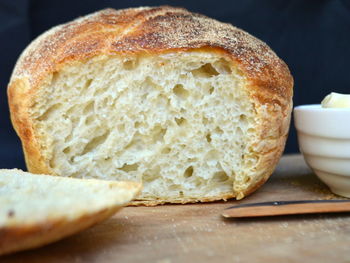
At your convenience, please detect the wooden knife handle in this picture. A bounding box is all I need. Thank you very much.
[222,200,350,218]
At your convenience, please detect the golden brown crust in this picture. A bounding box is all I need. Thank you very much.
[0,207,121,256]
[131,192,236,206]
[9,6,292,98]
[7,6,293,203]
[8,79,50,174]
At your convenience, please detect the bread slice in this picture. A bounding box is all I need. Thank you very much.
[7,6,293,205]
[0,169,141,256]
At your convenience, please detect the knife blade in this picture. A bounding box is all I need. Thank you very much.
[222,199,350,218]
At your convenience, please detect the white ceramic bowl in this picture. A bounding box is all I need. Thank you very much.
[294,105,350,198]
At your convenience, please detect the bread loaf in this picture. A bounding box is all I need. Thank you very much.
[8,6,293,205]
[0,169,141,255]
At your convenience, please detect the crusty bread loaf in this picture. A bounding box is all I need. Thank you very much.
[7,6,293,205]
[0,169,141,255]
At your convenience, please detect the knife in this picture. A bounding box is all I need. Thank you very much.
[222,199,350,218]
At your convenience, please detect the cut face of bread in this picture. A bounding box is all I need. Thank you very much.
[31,52,257,203]
[0,169,141,256]
[8,7,293,205]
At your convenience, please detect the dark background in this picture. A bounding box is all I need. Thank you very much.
[1,0,350,169]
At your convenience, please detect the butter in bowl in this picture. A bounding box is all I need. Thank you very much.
[294,93,350,198]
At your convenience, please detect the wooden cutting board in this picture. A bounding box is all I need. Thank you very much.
[2,155,350,263]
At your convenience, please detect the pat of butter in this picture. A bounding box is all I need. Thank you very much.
[321,92,350,108]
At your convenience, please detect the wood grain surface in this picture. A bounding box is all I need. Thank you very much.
[2,155,350,263]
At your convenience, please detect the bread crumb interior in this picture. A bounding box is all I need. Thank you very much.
[31,51,259,201]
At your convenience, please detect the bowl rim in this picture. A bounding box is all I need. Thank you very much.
[294,104,350,111]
